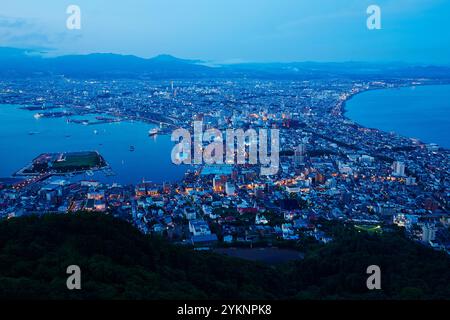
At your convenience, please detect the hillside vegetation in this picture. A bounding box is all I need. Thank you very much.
[0,213,449,299]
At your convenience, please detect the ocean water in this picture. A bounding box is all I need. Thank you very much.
[346,85,450,149]
[0,105,186,184]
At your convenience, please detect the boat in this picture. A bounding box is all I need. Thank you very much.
[129,146,135,152]
[33,113,44,119]
[148,128,159,136]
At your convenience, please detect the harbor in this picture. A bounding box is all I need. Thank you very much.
[0,104,186,185]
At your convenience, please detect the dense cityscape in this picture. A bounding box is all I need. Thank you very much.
[1,75,449,256]
[2,0,450,309]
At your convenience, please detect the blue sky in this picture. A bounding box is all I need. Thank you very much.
[0,0,449,64]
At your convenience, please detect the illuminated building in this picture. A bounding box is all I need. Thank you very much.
[392,161,406,177]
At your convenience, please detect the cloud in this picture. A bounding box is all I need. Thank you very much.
[0,16,29,28]
[0,15,82,52]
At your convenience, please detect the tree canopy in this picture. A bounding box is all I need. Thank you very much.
[0,213,449,300]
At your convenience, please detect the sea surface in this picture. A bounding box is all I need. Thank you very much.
[346,85,450,149]
[0,104,186,184]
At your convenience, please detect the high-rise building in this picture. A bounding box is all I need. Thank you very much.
[225,182,235,196]
[294,144,306,167]
[213,175,226,193]
[392,161,406,177]
[422,224,437,243]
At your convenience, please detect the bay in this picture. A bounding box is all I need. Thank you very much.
[346,85,450,149]
[0,104,186,184]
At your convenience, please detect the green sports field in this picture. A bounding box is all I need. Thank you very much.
[52,151,103,171]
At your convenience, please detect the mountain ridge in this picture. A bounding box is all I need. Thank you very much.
[1,46,450,79]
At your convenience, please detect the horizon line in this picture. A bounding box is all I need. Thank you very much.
[2,46,450,68]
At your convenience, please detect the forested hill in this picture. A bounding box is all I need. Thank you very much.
[0,213,449,300]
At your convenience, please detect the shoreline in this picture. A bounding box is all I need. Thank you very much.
[0,104,185,184]
[340,82,450,150]
[13,151,111,178]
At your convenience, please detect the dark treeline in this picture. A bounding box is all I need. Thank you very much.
[0,213,449,299]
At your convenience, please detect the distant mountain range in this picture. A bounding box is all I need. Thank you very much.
[1,47,450,79]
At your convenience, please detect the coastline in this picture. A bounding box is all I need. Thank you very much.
[0,104,185,184]
[340,82,450,150]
